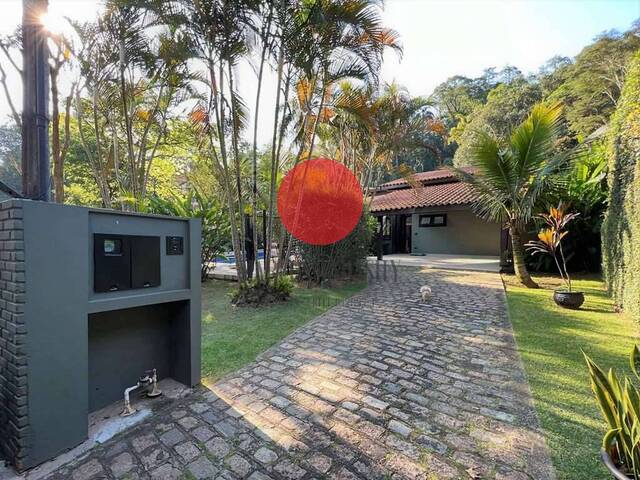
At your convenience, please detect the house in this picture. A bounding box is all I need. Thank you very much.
[370,168,506,257]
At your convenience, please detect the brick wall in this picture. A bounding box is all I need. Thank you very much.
[0,200,28,470]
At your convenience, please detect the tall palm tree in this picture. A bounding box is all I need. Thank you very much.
[454,102,565,288]
[272,0,401,280]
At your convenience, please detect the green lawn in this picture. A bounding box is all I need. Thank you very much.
[200,278,366,385]
[504,274,638,480]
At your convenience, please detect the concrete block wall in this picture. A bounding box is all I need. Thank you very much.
[0,200,29,469]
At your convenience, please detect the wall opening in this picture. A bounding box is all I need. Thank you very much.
[88,300,190,412]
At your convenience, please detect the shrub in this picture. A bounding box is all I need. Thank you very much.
[295,213,376,286]
[602,51,640,317]
[230,275,294,306]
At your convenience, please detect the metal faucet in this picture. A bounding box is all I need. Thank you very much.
[120,369,162,417]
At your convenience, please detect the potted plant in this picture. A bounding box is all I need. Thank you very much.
[584,346,640,479]
[526,204,584,309]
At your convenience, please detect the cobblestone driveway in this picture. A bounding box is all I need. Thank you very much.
[48,267,555,480]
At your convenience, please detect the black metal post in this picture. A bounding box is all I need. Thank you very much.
[262,209,267,252]
[244,215,255,280]
[22,0,50,201]
[376,217,383,260]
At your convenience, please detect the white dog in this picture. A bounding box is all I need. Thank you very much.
[420,285,432,303]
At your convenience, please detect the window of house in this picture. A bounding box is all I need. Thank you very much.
[419,214,447,227]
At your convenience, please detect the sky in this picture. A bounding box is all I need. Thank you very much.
[0,0,639,144]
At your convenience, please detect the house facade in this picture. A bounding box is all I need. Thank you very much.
[370,168,505,257]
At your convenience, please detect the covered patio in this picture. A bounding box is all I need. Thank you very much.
[367,253,501,273]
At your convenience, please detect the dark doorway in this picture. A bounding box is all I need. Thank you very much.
[391,215,412,254]
[404,215,412,253]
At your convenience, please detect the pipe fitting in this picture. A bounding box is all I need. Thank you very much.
[146,369,162,398]
[120,369,162,417]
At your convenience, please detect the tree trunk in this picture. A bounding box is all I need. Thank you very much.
[264,35,286,284]
[510,225,538,288]
[250,5,273,284]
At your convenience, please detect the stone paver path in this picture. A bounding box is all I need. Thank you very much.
[46,267,554,480]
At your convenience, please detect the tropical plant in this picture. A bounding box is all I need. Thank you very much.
[313,81,443,192]
[73,0,193,210]
[526,205,579,292]
[532,141,608,273]
[584,345,640,479]
[146,190,231,281]
[454,102,566,288]
[230,275,294,306]
[273,0,401,286]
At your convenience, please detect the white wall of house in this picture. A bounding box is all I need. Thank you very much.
[411,206,501,256]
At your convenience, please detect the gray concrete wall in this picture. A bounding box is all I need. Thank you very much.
[411,207,501,256]
[0,200,201,471]
[88,212,191,301]
[22,201,89,468]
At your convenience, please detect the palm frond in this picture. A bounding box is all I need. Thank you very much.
[510,101,563,185]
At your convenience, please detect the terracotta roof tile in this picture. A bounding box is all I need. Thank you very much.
[377,167,475,190]
[370,181,476,212]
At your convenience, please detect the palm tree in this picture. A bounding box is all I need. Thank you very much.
[454,102,565,288]
[272,0,401,280]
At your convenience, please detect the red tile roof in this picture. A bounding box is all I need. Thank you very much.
[377,167,475,190]
[370,181,476,213]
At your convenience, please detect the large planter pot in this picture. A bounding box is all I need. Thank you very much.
[553,290,585,309]
[601,448,632,479]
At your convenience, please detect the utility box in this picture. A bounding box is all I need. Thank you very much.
[93,234,162,292]
[0,200,201,471]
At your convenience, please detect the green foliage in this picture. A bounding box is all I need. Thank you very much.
[536,55,574,97]
[565,143,608,213]
[584,346,640,478]
[145,189,231,281]
[455,102,566,287]
[430,75,486,127]
[454,102,564,228]
[452,79,543,166]
[550,28,640,139]
[532,142,607,273]
[602,51,640,318]
[296,213,376,285]
[230,275,295,306]
[0,123,22,195]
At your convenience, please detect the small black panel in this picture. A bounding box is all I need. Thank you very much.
[131,236,161,289]
[94,234,131,292]
[93,234,161,293]
[166,236,184,255]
